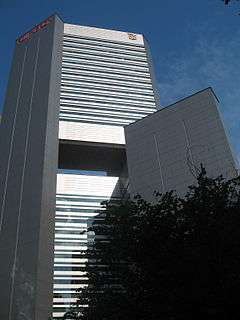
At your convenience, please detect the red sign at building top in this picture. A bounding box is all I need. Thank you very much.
[17,16,53,44]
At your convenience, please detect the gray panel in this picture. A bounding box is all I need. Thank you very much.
[125,88,238,200]
[0,15,63,320]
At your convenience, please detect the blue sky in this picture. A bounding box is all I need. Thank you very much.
[0,0,239,162]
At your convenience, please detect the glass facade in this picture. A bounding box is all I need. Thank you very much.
[60,33,157,126]
[52,174,121,319]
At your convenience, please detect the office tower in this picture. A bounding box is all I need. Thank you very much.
[0,14,160,320]
[125,88,238,200]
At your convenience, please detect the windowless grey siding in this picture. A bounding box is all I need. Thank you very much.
[125,88,238,200]
[0,15,63,320]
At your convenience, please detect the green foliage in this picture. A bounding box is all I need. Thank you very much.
[65,170,240,319]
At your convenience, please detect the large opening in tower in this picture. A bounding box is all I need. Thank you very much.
[52,140,128,319]
[58,140,127,177]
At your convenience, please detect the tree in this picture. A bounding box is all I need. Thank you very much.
[222,0,239,4]
[65,169,240,319]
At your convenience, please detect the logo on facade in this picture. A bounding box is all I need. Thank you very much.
[128,33,137,40]
[17,16,53,44]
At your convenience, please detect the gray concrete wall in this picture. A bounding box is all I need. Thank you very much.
[125,88,238,200]
[0,15,63,320]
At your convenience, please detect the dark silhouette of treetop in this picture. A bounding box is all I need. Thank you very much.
[64,169,240,319]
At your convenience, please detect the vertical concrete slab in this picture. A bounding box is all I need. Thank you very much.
[0,15,63,320]
[125,88,238,200]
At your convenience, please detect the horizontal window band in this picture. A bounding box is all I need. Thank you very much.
[54,246,89,251]
[54,246,88,251]
[55,217,99,223]
[58,114,151,125]
[60,94,151,108]
[56,196,108,201]
[60,87,154,102]
[55,211,102,216]
[62,59,150,76]
[53,281,87,286]
[55,218,103,223]
[55,216,97,222]
[63,33,145,50]
[60,92,154,107]
[62,66,150,80]
[61,90,154,103]
[59,117,142,128]
[54,264,102,269]
[55,213,102,218]
[54,270,87,275]
[55,214,100,223]
[54,268,89,272]
[60,98,156,113]
[54,283,88,288]
[62,49,147,63]
[53,279,88,284]
[55,221,88,227]
[56,201,103,207]
[61,80,153,95]
[56,193,114,199]
[59,114,136,125]
[62,53,149,69]
[59,108,154,120]
[53,290,82,294]
[62,54,147,69]
[59,112,148,123]
[60,95,155,108]
[54,251,88,256]
[53,298,79,303]
[62,51,148,67]
[55,220,100,226]
[55,225,88,229]
[53,293,80,298]
[59,110,147,121]
[56,198,108,204]
[62,70,151,84]
[60,93,154,104]
[54,262,106,268]
[60,104,154,116]
[56,205,104,211]
[52,305,84,311]
[55,234,88,240]
[63,42,147,58]
[60,102,154,114]
[55,231,92,236]
[54,258,88,263]
[58,116,132,126]
[54,270,89,274]
[62,62,150,78]
[56,206,102,212]
[59,110,150,122]
[54,262,108,268]
[63,37,146,54]
[53,283,87,288]
[56,207,102,213]
[52,305,85,311]
[61,73,152,90]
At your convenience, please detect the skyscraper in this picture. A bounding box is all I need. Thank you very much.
[0,14,160,319]
[0,13,238,320]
